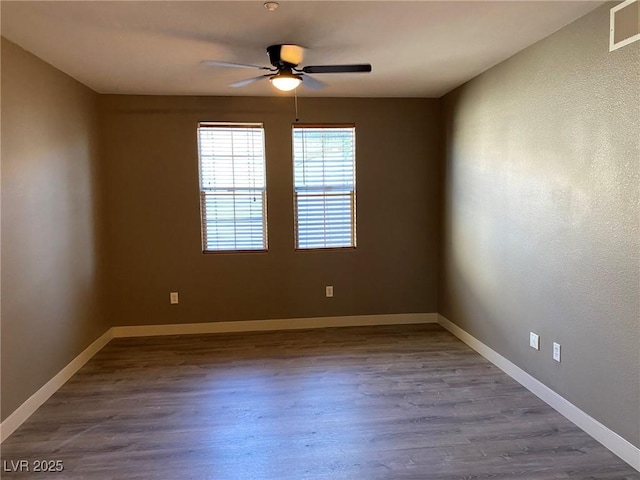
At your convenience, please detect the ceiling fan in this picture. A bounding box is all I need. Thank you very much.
[202,44,372,92]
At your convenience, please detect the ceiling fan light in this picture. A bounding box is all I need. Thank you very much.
[270,73,302,91]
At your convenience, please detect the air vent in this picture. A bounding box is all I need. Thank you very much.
[610,0,640,51]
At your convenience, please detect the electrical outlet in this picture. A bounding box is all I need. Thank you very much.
[529,332,540,350]
[553,342,561,362]
[170,292,179,304]
[325,285,334,298]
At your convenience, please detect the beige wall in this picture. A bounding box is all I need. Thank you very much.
[440,3,640,447]
[99,95,441,326]
[1,38,108,420]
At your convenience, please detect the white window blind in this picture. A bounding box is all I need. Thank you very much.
[293,125,356,249]
[197,123,267,252]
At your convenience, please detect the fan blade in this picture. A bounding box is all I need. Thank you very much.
[301,74,326,90]
[229,75,271,88]
[302,64,372,74]
[202,60,271,70]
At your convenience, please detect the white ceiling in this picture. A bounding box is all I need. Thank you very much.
[1,1,602,98]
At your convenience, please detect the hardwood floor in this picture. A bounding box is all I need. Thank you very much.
[2,324,638,479]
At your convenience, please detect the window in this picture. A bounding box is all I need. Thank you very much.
[293,125,356,249]
[197,122,267,252]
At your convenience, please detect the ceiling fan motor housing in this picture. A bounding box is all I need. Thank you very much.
[267,44,304,68]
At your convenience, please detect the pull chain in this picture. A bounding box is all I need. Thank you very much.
[294,88,300,123]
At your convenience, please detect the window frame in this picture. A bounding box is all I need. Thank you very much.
[197,121,268,254]
[292,123,357,251]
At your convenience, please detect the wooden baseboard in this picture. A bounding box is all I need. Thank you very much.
[1,313,436,442]
[0,329,114,443]
[437,315,640,472]
[110,313,438,338]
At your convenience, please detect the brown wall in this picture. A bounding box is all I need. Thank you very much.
[1,38,108,420]
[4,2,637,452]
[99,95,440,326]
[440,4,640,447]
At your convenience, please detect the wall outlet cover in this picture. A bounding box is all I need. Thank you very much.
[530,332,540,350]
[170,292,179,304]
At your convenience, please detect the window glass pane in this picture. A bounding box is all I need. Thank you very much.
[198,124,267,251]
[293,126,356,249]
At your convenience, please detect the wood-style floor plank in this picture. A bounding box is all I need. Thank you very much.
[2,324,638,479]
